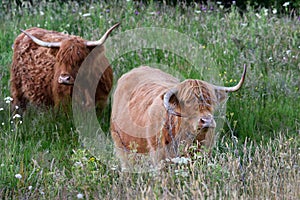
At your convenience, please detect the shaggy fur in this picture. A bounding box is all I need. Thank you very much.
[10,27,113,112]
[110,66,230,169]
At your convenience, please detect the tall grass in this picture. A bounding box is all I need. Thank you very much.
[0,1,299,199]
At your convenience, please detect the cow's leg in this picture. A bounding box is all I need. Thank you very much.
[114,147,130,171]
[10,78,27,113]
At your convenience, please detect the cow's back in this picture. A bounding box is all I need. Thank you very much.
[112,66,179,120]
[111,66,179,150]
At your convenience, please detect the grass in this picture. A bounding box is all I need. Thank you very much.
[0,0,299,199]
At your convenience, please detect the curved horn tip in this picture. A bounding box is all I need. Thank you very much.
[85,22,120,47]
[113,22,121,27]
[214,64,247,92]
[242,64,247,77]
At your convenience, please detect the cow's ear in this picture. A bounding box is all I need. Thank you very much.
[214,89,227,103]
[161,90,179,106]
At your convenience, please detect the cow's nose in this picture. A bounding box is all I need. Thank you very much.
[200,115,216,128]
[58,74,73,85]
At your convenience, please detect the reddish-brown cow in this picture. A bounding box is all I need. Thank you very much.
[111,65,246,170]
[10,23,119,113]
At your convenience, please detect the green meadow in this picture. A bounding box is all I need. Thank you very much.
[0,1,299,199]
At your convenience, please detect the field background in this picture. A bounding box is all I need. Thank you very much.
[0,0,299,199]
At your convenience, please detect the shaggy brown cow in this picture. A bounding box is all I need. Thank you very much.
[10,23,119,113]
[111,65,246,170]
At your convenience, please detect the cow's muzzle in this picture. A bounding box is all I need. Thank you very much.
[58,74,74,85]
[199,115,216,129]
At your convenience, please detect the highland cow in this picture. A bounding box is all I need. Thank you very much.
[10,23,119,113]
[110,65,246,169]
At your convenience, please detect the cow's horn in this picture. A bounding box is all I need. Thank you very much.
[163,88,182,117]
[214,64,247,92]
[20,29,61,48]
[85,23,120,46]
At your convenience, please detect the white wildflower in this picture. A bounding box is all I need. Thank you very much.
[110,165,118,171]
[181,171,189,177]
[207,163,215,167]
[15,105,19,110]
[1,122,4,126]
[74,161,83,167]
[28,186,33,190]
[286,50,291,55]
[272,9,277,14]
[255,13,261,19]
[195,10,201,14]
[40,11,44,16]
[175,169,189,177]
[0,163,4,167]
[263,8,268,16]
[171,157,190,164]
[82,13,91,17]
[4,97,13,104]
[77,193,84,199]
[15,174,22,179]
[0,108,3,111]
[13,114,21,119]
[283,2,290,7]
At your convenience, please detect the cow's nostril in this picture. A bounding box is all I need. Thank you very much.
[199,115,215,129]
[58,74,73,84]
